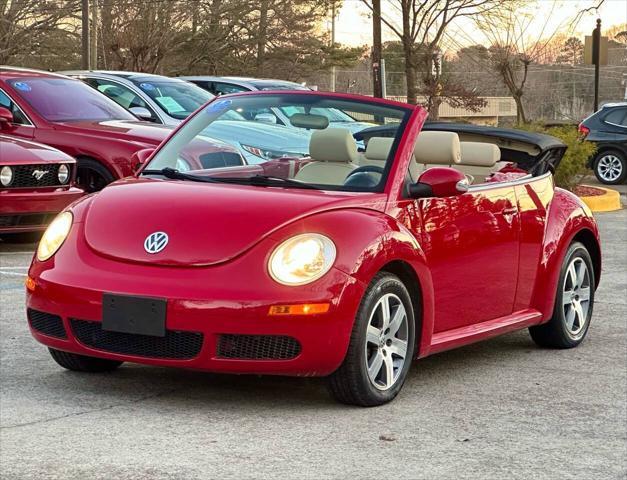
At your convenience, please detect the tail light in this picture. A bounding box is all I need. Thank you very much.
[578,123,590,137]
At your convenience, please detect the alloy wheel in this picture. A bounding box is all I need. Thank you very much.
[364,293,409,391]
[562,257,591,338]
[597,154,623,183]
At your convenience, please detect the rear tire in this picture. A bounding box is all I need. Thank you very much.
[48,348,123,372]
[593,150,626,185]
[327,272,416,406]
[529,242,595,348]
[76,158,116,193]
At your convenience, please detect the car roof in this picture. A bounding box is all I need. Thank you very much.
[600,102,627,109]
[0,66,73,80]
[422,122,566,152]
[179,75,307,89]
[60,70,192,84]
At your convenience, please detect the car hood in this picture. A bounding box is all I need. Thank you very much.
[55,120,174,146]
[83,177,380,266]
[0,135,74,165]
[206,120,311,153]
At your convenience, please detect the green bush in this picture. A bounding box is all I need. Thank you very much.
[516,124,596,191]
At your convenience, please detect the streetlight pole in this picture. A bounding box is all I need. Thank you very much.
[593,18,601,111]
[372,0,383,98]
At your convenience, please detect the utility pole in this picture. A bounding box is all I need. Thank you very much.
[81,0,91,69]
[330,3,337,92]
[593,18,601,111]
[91,0,98,69]
[371,0,383,98]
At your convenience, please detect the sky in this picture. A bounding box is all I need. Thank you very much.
[334,0,627,48]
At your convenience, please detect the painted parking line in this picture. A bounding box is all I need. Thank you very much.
[0,271,27,276]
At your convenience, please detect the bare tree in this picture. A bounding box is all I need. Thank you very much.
[99,0,192,73]
[360,0,498,108]
[477,2,564,124]
[0,0,79,64]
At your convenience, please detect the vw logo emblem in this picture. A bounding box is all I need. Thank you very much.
[144,231,168,254]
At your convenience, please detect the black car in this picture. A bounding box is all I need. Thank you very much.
[579,103,627,185]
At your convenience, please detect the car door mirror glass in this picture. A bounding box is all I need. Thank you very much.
[254,112,277,124]
[0,106,13,127]
[129,106,154,121]
[409,167,468,199]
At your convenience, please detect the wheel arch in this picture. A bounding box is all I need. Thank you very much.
[572,228,601,290]
[379,260,424,357]
[74,154,121,180]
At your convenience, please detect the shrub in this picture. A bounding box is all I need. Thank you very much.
[516,123,596,191]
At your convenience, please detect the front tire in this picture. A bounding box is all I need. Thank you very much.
[593,150,626,185]
[327,272,415,406]
[76,158,116,193]
[49,348,123,372]
[529,242,595,348]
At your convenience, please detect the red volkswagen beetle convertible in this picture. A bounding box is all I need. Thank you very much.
[26,92,601,406]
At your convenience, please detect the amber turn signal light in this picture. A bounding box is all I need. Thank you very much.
[25,276,36,292]
[268,303,330,316]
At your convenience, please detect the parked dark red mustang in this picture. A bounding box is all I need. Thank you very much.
[0,135,83,240]
[26,92,601,406]
[0,67,242,192]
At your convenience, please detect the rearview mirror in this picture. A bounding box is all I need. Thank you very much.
[254,112,277,124]
[0,107,13,129]
[131,148,156,172]
[129,106,154,121]
[409,167,469,199]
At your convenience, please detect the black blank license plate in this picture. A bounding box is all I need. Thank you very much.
[102,294,166,337]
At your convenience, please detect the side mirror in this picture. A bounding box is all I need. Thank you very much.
[131,148,156,172]
[254,112,277,124]
[129,106,154,121]
[409,167,469,199]
[0,107,13,129]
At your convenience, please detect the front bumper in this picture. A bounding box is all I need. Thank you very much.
[0,187,83,233]
[26,229,364,377]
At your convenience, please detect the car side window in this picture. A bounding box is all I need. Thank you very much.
[212,82,249,96]
[603,108,627,128]
[0,89,31,125]
[84,78,160,122]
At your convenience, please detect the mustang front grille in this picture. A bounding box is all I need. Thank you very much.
[28,309,67,339]
[0,213,57,228]
[70,319,203,360]
[3,164,68,188]
[217,334,301,360]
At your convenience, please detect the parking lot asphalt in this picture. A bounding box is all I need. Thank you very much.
[1,208,625,480]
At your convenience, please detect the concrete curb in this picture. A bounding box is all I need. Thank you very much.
[578,185,622,212]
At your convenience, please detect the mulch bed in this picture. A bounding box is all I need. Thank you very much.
[574,185,606,197]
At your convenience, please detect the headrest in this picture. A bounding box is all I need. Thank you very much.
[290,113,329,130]
[309,128,358,163]
[414,131,461,165]
[460,142,501,167]
[365,137,394,161]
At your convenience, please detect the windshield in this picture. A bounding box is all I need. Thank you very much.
[143,93,411,192]
[132,79,213,120]
[8,77,135,122]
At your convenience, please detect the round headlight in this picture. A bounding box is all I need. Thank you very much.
[57,164,70,184]
[269,233,336,286]
[37,211,73,261]
[0,166,13,187]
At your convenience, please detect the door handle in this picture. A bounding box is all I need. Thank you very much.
[501,207,517,216]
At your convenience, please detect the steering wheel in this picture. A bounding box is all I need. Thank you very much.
[345,165,385,178]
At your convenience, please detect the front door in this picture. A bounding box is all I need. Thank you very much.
[416,183,520,332]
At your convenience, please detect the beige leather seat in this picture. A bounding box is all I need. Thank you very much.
[361,137,394,166]
[457,142,501,183]
[295,129,359,185]
[413,131,462,180]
